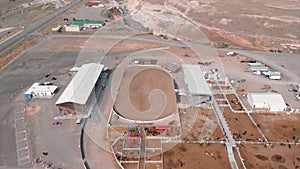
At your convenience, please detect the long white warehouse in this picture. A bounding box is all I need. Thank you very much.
[182,64,212,106]
[182,64,212,96]
[56,63,104,114]
[247,93,287,112]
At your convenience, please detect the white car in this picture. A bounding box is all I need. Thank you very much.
[296,94,300,100]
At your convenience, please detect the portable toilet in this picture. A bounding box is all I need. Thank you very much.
[24,93,32,99]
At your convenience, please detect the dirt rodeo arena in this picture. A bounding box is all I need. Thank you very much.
[108,57,183,169]
[114,66,177,121]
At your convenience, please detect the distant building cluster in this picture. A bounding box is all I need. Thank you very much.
[64,19,105,32]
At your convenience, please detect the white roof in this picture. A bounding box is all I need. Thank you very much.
[248,93,286,108]
[70,66,81,72]
[56,63,104,105]
[64,25,80,28]
[226,51,236,55]
[270,72,281,76]
[182,64,212,96]
[25,83,57,94]
[248,62,262,66]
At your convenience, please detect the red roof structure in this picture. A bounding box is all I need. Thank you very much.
[155,126,171,130]
[85,1,100,7]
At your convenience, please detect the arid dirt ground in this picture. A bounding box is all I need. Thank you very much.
[0,38,39,69]
[126,0,300,53]
[239,144,300,169]
[226,94,243,111]
[251,113,300,142]
[223,107,263,142]
[180,108,224,141]
[0,0,73,27]
[163,143,231,169]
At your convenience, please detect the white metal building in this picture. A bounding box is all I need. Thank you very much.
[182,64,212,105]
[248,62,262,67]
[56,63,104,114]
[250,66,269,72]
[83,23,103,28]
[24,83,58,98]
[269,72,281,80]
[247,93,287,112]
[64,25,81,32]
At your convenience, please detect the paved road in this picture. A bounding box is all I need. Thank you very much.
[0,0,83,55]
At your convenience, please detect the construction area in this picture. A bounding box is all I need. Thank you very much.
[0,0,299,169]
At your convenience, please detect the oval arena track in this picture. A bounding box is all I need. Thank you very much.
[114,66,177,121]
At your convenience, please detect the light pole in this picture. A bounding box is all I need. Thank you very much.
[21,26,25,40]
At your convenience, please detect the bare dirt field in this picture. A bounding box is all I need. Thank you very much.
[239,144,300,169]
[114,66,176,121]
[122,163,139,169]
[41,35,165,54]
[145,163,162,169]
[41,37,88,51]
[126,0,300,53]
[163,143,230,169]
[0,38,39,69]
[226,94,243,111]
[26,105,41,116]
[111,39,164,52]
[223,107,263,141]
[251,113,300,142]
[0,0,73,27]
[180,108,224,141]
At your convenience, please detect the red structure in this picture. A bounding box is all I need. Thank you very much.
[155,126,171,130]
[85,1,100,7]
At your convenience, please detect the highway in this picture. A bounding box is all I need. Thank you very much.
[0,0,83,55]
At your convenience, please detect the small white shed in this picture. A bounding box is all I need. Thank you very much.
[24,83,58,98]
[64,25,81,32]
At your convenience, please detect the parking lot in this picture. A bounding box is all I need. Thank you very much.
[0,36,83,166]
[218,50,300,109]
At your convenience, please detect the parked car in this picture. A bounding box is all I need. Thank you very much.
[248,60,256,63]
[238,79,246,83]
[226,51,237,56]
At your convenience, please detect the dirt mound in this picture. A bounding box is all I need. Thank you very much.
[255,154,268,161]
[26,105,41,116]
[271,154,285,163]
